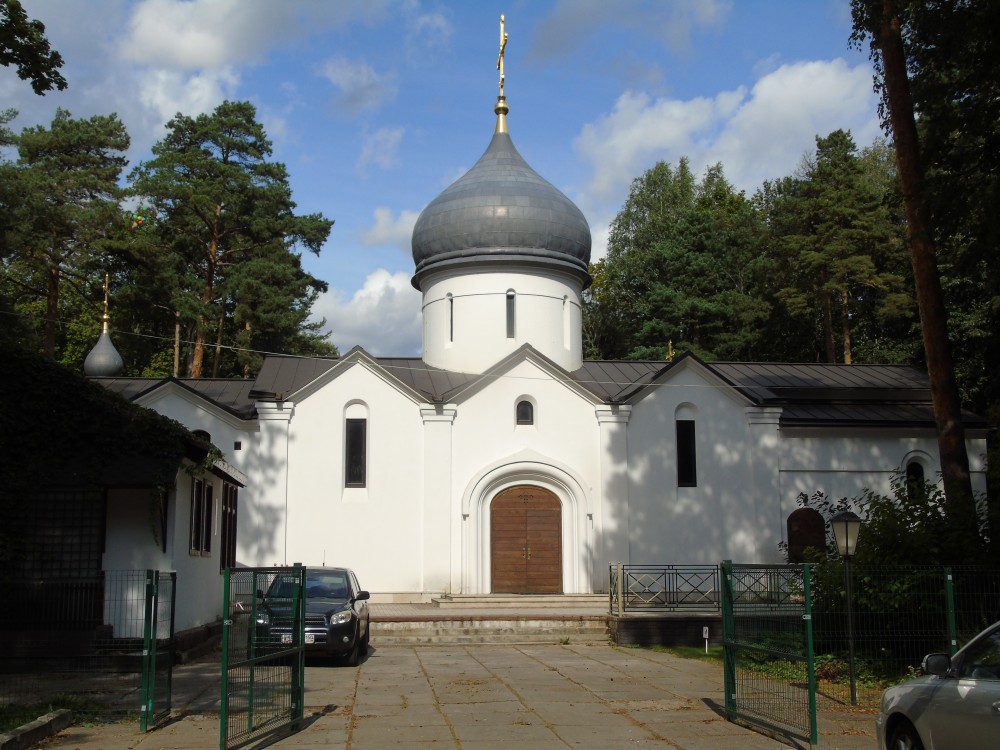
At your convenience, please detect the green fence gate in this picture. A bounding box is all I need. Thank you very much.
[722,560,817,745]
[220,565,306,750]
[140,570,177,731]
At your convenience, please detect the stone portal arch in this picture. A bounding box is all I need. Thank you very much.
[462,456,592,595]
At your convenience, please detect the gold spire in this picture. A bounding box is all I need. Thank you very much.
[102,273,111,334]
[494,14,509,134]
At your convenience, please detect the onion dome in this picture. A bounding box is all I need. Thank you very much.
[411,97,592,289]
[84,275,124,377]
[84,329,124,377]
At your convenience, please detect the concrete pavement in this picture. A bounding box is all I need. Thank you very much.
[35,644,876,749]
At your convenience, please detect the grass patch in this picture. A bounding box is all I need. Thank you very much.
[643,644,725,663]
[0,696,106,733]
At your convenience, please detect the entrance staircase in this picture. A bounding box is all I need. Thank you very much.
[370,595,610,646]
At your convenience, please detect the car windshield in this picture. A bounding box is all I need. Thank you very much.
[305,572,349,599]
[266,571,349,599]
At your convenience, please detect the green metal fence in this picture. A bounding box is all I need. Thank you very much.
[809,564,1000,707]
[0,569,175,729]
[722,561,817,744]
[220,565,306,750]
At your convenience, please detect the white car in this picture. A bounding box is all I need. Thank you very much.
[876,619,1000,749]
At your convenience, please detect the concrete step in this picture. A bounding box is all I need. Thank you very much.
[431,594,607,609]
[371,616,610,645]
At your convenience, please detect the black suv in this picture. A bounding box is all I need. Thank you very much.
[256,567,371,665]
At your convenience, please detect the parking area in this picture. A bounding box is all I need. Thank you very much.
[36,644,876,749]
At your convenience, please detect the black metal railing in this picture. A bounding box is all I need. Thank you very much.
[609,563,721,615]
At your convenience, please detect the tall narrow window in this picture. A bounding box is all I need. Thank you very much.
[506,290,516,338]
[190,478,204,552]
[190,478,213,555]
[220,483,238,572]
[676,420,697,487]
[345,418,367,487]
[906,460,925,501]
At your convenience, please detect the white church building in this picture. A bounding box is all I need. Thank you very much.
[89,86,989,604]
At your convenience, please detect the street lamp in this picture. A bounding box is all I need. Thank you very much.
[830,510,862,705]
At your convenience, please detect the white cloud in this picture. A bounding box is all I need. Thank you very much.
[574,58,880,260]
[317,56,397,116]
[358,127,405,171]
[120,0,390,70]
[313,270,422,356]
[360,207,420,249]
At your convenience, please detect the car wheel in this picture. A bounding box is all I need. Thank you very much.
[888,720,924,750]
[360,618,370,654]
[342,630,361,667]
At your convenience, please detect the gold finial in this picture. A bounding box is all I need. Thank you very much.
[494,14,509,134]
[666,340,674,362]
[497,14,508,95]
[102,273,111,333]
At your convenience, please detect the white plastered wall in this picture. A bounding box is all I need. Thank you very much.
[421,267,584,374]
[451,357,599,594]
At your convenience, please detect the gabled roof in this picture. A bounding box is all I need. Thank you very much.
[92,351,989,431]
[97,376,258,420]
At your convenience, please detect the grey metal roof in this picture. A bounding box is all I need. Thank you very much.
[96,377,258,420]
[410,131,591,289]
[94,355,988,431]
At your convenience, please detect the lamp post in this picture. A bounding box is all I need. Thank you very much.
[831,510,862,705]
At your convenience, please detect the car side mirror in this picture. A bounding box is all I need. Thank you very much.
[354,590,371,601]
[922,653,951,676]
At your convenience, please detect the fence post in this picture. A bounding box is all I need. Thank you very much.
[140,570,156,732]
[803,564,818,746]
[220,568,232,750]
[721,560,735,720]
[943,567,958,655]
[616,562,624,617]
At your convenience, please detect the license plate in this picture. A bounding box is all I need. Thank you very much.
[305,634,315,644]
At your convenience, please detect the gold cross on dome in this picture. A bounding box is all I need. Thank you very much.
[497,14,508,96]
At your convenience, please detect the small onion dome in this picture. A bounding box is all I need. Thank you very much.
[84,329,124,377]
[411,128,592,290]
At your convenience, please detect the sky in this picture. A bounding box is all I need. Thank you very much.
[2,0,883,358]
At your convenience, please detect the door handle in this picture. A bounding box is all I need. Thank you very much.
[526,547,531,560]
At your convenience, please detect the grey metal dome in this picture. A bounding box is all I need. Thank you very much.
[84,329,124,377]
[411,129,591,289]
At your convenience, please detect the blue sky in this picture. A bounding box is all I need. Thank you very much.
[3,0,882,357]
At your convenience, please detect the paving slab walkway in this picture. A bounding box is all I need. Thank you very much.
[35,644,876,750]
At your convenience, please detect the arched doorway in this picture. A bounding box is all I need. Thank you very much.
[491,485,562,594]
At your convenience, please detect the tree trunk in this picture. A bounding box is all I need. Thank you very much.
[876,0,974,519]
[841,288,853,365]
[212,314,225,378]
[44,264,59,359]
[821,292,836,363]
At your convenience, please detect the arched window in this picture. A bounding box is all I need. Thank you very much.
[516,400,534,425]
[506,290,516,339]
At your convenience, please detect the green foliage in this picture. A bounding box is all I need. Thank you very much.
[128,100,336,378]
[767,130,906,363]
[0,0,66,95]
[585,159,773,361]
[1,109,129,359]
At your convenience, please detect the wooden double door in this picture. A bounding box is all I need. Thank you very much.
[490,486,562,594]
